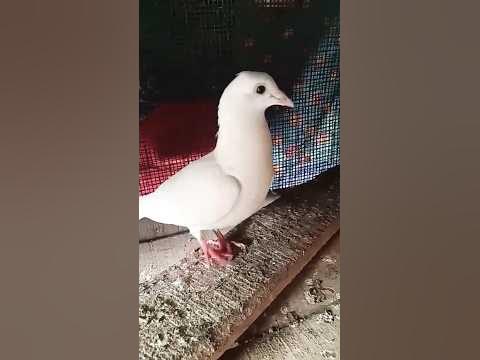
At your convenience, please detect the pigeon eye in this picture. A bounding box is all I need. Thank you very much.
[256,85,266,94]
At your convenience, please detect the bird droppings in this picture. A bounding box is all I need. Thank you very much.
[304,277,336,305]
[321,255,336,264]
[286,310,303,326]
[321,349,337,359]
[139,170,339,360]
[280,305,289,315]
[319,309,335,324]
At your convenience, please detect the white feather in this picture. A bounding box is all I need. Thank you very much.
[139,71,293,238]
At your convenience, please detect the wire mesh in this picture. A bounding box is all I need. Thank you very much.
[140,0,340,195]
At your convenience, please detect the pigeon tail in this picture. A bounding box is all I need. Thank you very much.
[139,194,165,221]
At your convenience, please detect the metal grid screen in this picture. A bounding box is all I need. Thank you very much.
[140,0,340,195]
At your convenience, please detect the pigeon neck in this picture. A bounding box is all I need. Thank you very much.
[216,101,267,141]
[214,102,272,175]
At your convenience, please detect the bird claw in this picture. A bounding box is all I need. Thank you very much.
[197,230,246,266]
[204,247,231,266]
[230,241,246,251]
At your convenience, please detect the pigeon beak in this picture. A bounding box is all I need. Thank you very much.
[270,91,294,108]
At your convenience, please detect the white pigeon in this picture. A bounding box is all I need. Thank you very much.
[139,71,294,264]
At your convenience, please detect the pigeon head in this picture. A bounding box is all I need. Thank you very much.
[219,71,294,114]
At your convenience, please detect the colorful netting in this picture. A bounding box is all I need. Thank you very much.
[140,0,340,195]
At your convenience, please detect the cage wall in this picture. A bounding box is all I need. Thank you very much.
[140,0,340,195]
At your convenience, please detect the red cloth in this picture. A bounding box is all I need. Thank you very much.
[139,100,218,195]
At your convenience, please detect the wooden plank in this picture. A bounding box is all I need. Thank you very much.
[227,233,340,345]
[139,168,340,360]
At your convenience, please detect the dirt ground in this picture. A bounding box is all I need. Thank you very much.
[221,234,340,360]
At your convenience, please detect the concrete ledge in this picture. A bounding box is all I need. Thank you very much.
[140,232,197,283]
[139,168,340,360]
[139,218,187,242]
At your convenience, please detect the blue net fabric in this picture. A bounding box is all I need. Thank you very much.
[268,17,340,189]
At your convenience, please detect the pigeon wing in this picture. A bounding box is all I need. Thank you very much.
[139,152,240,229]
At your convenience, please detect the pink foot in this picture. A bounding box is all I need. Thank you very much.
[197,230,244,266]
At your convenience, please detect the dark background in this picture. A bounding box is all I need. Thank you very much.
[140,0,339,117]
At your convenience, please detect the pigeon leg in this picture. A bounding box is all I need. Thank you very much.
[213,229,232,254]
[197,236,213,265]
[213,229,246,252]
[195,230,232,265]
